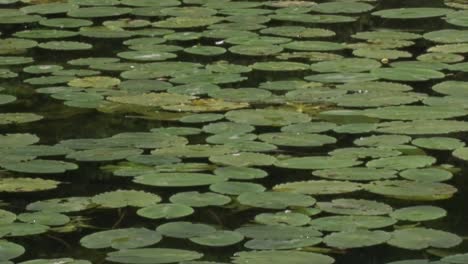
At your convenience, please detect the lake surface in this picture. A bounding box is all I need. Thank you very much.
[1,0,468,263]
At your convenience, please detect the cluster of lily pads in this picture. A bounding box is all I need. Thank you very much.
[1,0,468,263]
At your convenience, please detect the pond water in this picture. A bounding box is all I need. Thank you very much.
[1,0,468,263]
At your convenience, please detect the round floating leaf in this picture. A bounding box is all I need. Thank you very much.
[255,212,310,226]
[413,137,464,150]
[226,109,311,126]
[309,215,397,232]
[232,250,334,264]
[19,258,91,264]
[80,228,162,249]
[237,191,315,209]
[38,41,92,51]
[453,147,468,161]
[0,133,39,148]
[258,133,336,147]
[388,228,462,250]
[68,7,132,18]
[106,248,203,264]
[190,231,244,247]
[365,180,457,201]
[169,191,231,207]
[214,166,268,180]
[310,58,381,73]
[325,230,390,249]
[26,197,94,213]
[251,61,309,71]
[236,225,322,240]
[92,190,161,208]
[134,173,226,187]
[400,168,453,182]
[275,156,361,170]
[1,160,77,174]
[390,206,446,222]
[366,155,436,170]
[371,68,444,81]
[0,113,43,125]
[376,120,468,135]
[66,148,143,162]
[311,2,374,14]
[0,223,48,237]
[209,152,276,167]
[316,199,392,216]
[17,212,70,226]
[244,237,322,250]
[137,203,194,220]
[442,253,468,263]
[274,180,362,195]
[0,178,60,192]
[209,181,265,195]
[372,8,454,19]
[156,222,215,239]
[312,167,397,181]
[0,210,15,225]
[0,240,24,261]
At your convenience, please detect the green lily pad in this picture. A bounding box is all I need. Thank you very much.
[26,197,94,213]
[372,8,454,19]
[324,230,390,249]
[209,152,276,167]
[214,166,268,180]
[312,167,397,181]
[441,253,468,263]
[0,178,60,192]
[316,199,392,216]
[232,250,334,264]
[366,155,436,170]
[106,248,203,264]
[17,212,70,226]
[134,173,226,187]
[80,228,162,249]
[251,61,310,71]
[38,41,92,51]
[137,203,194,220]
[412,137,464,150]
[400,168,453,182]
[366,180,457,200]
[1,159,77,174]
[388,228,461,250]
[274,180,363,195]
[310,58,381,73]
[275,156,362,169]
[0,223,48,237]
[255,212,310,226]
[209,181,265,195]
[237,191,315,209]
[376,120,468,135]
[309,215,397,232]
[0,113,43,125]
[19,258,91,264]
[169,191,231,207]
[92,190,161,208]
[0,240,24,262]
[390,206,446,222]
[66,148,143,162]
[258,132,336,147]
[0,210,15,225]
[156,221,216,239]
[190,231,244,247]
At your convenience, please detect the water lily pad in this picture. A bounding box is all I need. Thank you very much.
[190,231,244,247]
[137,203,194,220]
[258,132,336,147]
[312,167,397,181]
[372,8,454,19]
[134,173,226,187]
[92,190,161,208]
[209,152,276,167]
[17,212,69,226]
[26,197,94,213]
[317,199,392,215]
[366,155,436,170]
[0,178,60,192]
[106,248,203,264]
[214,166,268,180]
[309,215,397,232]
[0,240,24,262]
[0,223,48,237]
[1,159,77,174]
[412,137,464,150]
[274,180,363,195]
[237,191,315,209]
[390,206,446,222]
[251,61,310,71]
[400,168,453,182]
[169,191,231,207]
[39,41,92,51]
[156,222,216,239]
[366,180,457,200]
[209,181,265,195]
[19,258,91,264]
[388,228,461,250]
[0,113,43,125]
[232,250,334,264]
[255,212,310,226]
[0,210,15,225]
[80,228,162,249]
[324,230,390,249]
[275,156,361,170]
